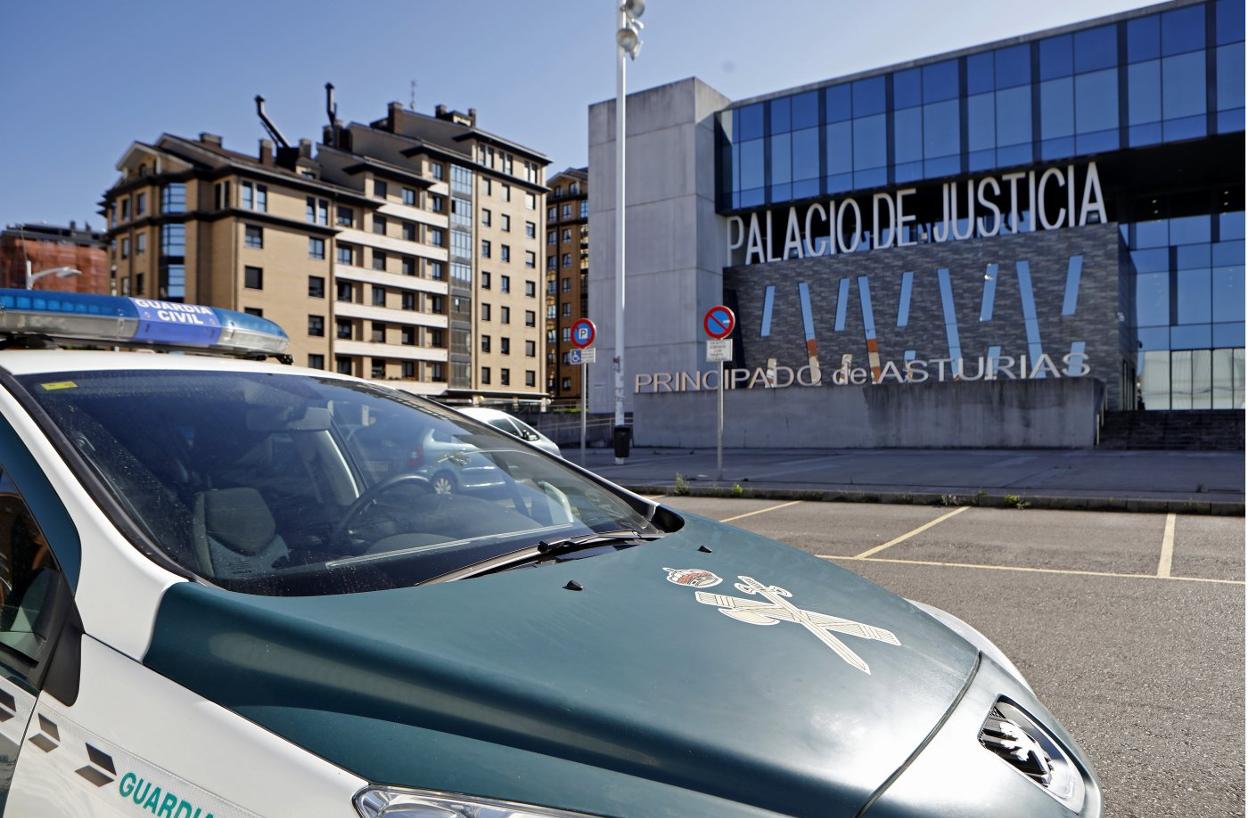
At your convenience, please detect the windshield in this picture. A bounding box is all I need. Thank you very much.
[19,370,659,595]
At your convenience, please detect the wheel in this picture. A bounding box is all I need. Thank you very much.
[431,471,457,496]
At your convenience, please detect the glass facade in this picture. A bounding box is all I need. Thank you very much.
[719,0,1244,210]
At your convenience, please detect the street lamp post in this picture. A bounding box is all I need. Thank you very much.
[25,261,82,290]
[614,0,644,464]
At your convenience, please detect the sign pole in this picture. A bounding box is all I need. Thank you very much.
[580,362,588,466]
[702,305,735,485]
[717,359,724,482]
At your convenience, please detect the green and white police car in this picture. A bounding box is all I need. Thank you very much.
[0,290,1099,817]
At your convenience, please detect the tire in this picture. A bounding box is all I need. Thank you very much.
[431,471,457,495]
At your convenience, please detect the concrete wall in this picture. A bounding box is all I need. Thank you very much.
[587,78,731,414]
[633,377,1106,449]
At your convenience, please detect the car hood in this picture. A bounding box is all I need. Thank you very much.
[143,513,978,817]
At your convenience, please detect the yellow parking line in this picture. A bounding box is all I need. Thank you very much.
[854,506,970,559]
[719,500,802,523]
[822,554,1243,586]
[1157,513,1177,578]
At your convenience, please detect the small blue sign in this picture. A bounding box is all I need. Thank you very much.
[569,348,583,365]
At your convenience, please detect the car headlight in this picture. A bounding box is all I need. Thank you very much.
[979,698,1086,813]
[354,786,599,818]
[907,599,1032,693]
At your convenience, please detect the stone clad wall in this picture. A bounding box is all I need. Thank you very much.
[723,222,1124,408]
[633,377,1105,449]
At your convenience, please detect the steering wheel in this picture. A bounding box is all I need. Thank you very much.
[331,473,434,548]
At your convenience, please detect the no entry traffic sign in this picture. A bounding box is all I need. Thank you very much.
[571,318,596,349]
[703,305,736,340]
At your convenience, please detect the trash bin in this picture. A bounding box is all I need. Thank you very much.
[612,424,632,458]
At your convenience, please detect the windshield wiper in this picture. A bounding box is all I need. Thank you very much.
[426,529,665,584]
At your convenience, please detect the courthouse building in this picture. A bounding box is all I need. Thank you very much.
[588,0,1244,446]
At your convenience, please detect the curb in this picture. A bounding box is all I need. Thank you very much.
[622,484,1245,516]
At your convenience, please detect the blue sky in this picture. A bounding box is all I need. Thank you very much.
[0,0,1153,230]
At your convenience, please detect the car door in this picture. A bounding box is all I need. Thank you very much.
[0,469,77,814]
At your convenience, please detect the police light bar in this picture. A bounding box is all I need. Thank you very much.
[0,290,289,357]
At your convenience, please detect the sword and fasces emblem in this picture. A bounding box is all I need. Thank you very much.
[665,570,901,674]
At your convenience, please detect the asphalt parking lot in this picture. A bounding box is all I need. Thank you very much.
[650,495,1245,818]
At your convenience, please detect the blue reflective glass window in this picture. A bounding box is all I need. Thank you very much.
[1171,324,1212,349]
[852,77,886,116]
[894,69,921,109]
[853,115,887,169]
[1213,267,1245,322]
[967,93,995,151]
[741,188,764,208]
[740,139,764,189]
[1137,326,1170,348]
[1176,244,1211,269]
[826,121,853,174]
[1039,35,1073,80]
[1162,5,1206,56]
[1135,272,1170,325]
[923,100,960,159]
[770,133,792,191]
[792,128,819,181]
[770,96,791,133]
[1131,248,1171,272]
[922,60,959,103]
[1217,0,1246,45]
[1075,25,1117,74]
[738,104,764,141]
[1213,322,1245,346]
[1176,268,1213,323]
[1134,219,1170,248]
[894,107,923,162]
[966,53,994,94]
[1217,44,1246,111]
[1171,215,1212,245]
[1127,15,1161,63]
[996,86,1032,147]
[1040,78,1075,137]
[1128,60,1162,124]
[730,142,741,193]
[826,85,852,123]
[1213,239,1245,266]
[1163,52,1208,119]
[792,91,819,129]
[1219,211,1245,240]
[995,44,1031,88]
[1075,68,1119,133]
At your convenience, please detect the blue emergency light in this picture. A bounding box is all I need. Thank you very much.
[0,290,289,357]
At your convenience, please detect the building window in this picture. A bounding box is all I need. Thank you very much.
[401,361,416,379]
[401,256,416,276]
[481,335,491,353]
[525,310,536,327]
[561,327,570,342]
[562,277,572,292]
[402,327,416,346]
[373,250,386,271]
[430,362,446,382]
[337,244,355,265]
[162,183,186,214]
[562,228,572,242]
[525,251,536,268]
[244,266,263,289]
[481,366,491,385]
[134,272,144,295]
[451,165,473,195]
[482,239,492,258]
[373,215,387,236]
[482,271,491,289]
[562,253,572,268]
[430,163,445,181]
[500,274,510,293]
[428,228,444,247]
[501,244,511,262]
[525,280,536,297]
[309,237,326,259]
[483,178,492,195]
[547,206,555,221]
[500,306,512,325]
[561,377,571,391]
[525,370,536,388]
[562,303,571,317]
[579,201,588,218]
[429,261,444,280]
[136,233,146,255]
[501,214,511,232]
[120,237,130,259]
[337,206,354,227]
[336,357,353,375]
[547,230,556,244]
[120,198,130,221]
[482,208,492,227]
[306,197,328,225]
[374,179,388,199]
[401,292,416,311]
[308,275,325,298]
[308,315,325,336]
[336,318,352,339]
[500,369,511,386]
[135,192,146,216]
[500,337,511,355]
[242,182,267,212]
[398,221,414,242]
[526,193,537,210]
[502,184,511,202]
[450,263,470,284]
[308,354,325,370]
[402,187,416,206]
[371,322,386,343]
[547,256,556,270]
[244,225,263,249]
[372,286,386,306]
[244,308,263,317]
[525,221,536,239]
[429,194,444,212]
[337,282,354,303]
[372,359,386,378]
[481,303,491,321]
[525,340,536,357]
[561,204,571,219]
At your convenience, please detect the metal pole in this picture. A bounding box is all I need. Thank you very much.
[580,361,588,466]
[24,259,31,290]
[717,359,724,481]
[613,4,627,464]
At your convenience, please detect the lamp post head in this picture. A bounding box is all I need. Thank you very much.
[616,26,642,59]
[620,0,645,18]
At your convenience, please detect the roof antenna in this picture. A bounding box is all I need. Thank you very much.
[254,95,290,148]
[409,80,417,111]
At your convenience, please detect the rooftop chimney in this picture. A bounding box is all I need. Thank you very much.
[388,101,403,131]
[435,104,448,120]
[298,138,312,159]
[468,107,477,127]
[259,139,274,165]
[199,132,223,146]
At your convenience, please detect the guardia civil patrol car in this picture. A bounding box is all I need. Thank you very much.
[0,289,1099,818]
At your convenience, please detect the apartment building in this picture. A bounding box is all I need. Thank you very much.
[0,222,109,293]
[544,168,589,401]
[100,98,549,401]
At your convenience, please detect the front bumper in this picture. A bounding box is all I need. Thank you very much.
[864,655,1101,817]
